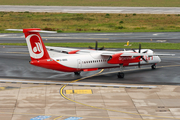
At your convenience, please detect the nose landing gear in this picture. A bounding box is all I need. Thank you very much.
[117,64,124,78]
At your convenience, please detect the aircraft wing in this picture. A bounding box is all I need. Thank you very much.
[149,54,175,56]
[46,46,99,54]
[46,46,80,54]
[101,51,175,64]
[101,52,146,57]
[121,53,175,57]
[101,52,175,57]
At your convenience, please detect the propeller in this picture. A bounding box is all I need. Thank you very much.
[131,44,148,53]
[89,41,105,50]
[132,44,148,68]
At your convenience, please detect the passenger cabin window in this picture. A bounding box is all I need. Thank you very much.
[82,59,108,64]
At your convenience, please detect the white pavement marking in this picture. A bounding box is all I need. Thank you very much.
[153,33,165,36]
[156,40,167,42]
[0,35,8,37]
[0,79,156,89]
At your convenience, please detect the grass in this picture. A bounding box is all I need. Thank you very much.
[0,0,180,7]
[1,12,180,33]
[1,42,180,50]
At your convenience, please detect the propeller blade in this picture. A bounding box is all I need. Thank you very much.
[142,57,148,63]
[98,46,105,50]
[131,49,136,52]
[95,41,98,50]
[89,46,93,49]
[143,50,148,53]
[139,44,141,53]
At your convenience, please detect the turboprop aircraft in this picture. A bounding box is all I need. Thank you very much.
[6,28,174,78]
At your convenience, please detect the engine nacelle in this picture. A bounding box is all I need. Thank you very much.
[107,53,140,64]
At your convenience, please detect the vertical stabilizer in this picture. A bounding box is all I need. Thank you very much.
[23,28,50,61]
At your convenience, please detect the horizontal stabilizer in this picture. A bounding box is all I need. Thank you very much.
[6,29,23,31]
[6,29,57,33]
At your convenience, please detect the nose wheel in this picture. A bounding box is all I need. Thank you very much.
[117,64,124,78]
[151,64,156,69]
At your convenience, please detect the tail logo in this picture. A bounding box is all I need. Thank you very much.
[26,34,44,59]
[33,42,42,53]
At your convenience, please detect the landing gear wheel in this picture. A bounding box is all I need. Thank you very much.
[74,72,81,75]
[117,72,124,78]
[151,64,156,69]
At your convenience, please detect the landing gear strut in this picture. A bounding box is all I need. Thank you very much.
[117,64,124,78]
[151,64,156,69]
[74,71,81,75]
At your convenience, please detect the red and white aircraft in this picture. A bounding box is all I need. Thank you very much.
[7,28,174,78]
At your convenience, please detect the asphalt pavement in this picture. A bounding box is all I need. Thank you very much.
[0,45,180,85]
[0,32,180,43]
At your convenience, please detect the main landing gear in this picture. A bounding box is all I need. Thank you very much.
[117,72,124,78]
[117,64,124,78]
[74,71,81,75]
[151,64,156,69]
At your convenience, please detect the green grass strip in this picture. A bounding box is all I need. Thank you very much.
[1,42,180,50]
[1,12,180,33]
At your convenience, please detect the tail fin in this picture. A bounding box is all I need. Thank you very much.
[23,28,51,61]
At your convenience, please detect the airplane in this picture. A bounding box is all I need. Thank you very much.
[6,28,175,78]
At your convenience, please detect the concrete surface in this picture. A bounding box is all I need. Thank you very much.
[0,79,180,120]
